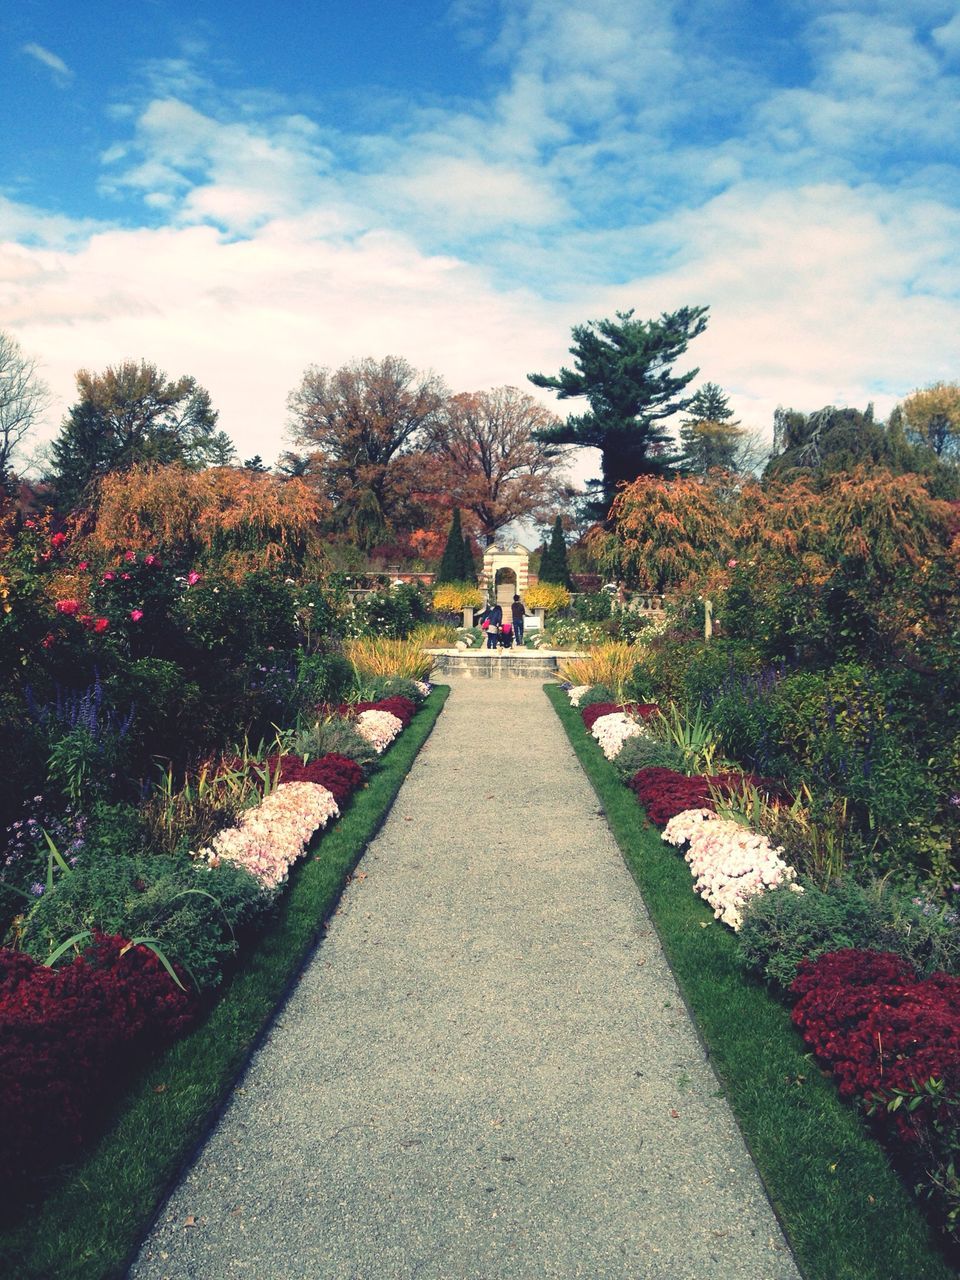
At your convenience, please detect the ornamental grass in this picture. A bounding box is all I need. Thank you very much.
[344,635,435,679]
[557,642,638,697]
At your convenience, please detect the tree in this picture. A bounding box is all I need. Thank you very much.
[678,382,746,474]
[288,355,447,551]
[426,386,571,545]
[0,331,50,485]
[436,509,473,583]
[244,454,268,472]
[539,515,572,588]
[49,360,220,511]
[901,383,960,460]
[528,305,709,519]
[207,431,238,466]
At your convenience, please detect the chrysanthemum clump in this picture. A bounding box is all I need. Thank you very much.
[200,781,339,890]
[566,685,592,707]
[354,709,404,754]
[663,808,799,930]
[590,711,648,760]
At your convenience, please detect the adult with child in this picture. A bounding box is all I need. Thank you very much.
[483,600,503,649]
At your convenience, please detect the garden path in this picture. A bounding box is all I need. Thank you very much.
[129,680,800,1280]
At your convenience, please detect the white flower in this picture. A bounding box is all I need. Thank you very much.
[354,709,403,753]
[590,711,648,760]
[662,807,797,932]
[567,685,592,706]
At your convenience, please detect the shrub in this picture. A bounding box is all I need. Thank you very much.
[613,734,686,780]
[21,854,271,991]
[582,700,658,732]
[291,716,379,770]
[357,675,427,704]
[347,585,430,639]
[291,652,356,710]
[739,878,960,993]
[0,934,194,1197]
[525,582,571,611]
[432,583,484,613]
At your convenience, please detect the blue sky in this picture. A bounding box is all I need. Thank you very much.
[2,0,959,472]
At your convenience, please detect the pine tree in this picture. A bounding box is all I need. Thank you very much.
[528,306,709,519]
[539,516,572,587]
[678,382,744,474]
[436,509,467,583]
[462,534,478,582]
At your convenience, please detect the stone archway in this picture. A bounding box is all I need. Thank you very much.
[482,543,531,606]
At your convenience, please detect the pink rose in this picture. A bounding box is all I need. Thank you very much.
[50,532,67,548]
[92,617,109,634]
[187,570,201,585]
[145,554,161,567]
[130,609,144,623]
[55,599,80,615]
[124,550,137,563]
[77,561,89,571]
[727,559,738,568]
[121,572,132,581]
[102,571,116,583]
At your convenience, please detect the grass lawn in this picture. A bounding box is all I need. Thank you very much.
[0,685,450,1280]
[545,682,956,1280]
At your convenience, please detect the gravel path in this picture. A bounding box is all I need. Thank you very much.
[129,680,800,1280]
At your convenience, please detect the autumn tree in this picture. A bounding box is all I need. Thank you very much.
[288,356,446,551]
[83,463,326,578]
[49,360,220,511]
[678,382,746,474]
[528,306,709,519]
[0,331,49,487]
[901,382,960,460]
[588,474,737,592]
[426,386,571,545]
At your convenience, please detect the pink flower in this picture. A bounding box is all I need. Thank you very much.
[24,519,36,529]
[77,561,89,571]
[727,559,738,568]
[55,599,80,615]
[145,554,161,568]
[92,617,109,634]
[124,550,137,563]
[187,570,201,585]
[130,609,144,623]
[102,571,116,583]
[41,632,56,649]
[121,572,132,581]
[50,532,67,549]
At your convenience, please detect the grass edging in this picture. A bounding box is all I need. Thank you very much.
[0,685,450,1280]
[544,683,954,1280]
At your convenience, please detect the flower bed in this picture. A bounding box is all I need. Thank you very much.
[590,711,649,760]
[581,700,659,731]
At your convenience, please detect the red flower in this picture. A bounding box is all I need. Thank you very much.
[187,570,201,585]
[130,609,143,623]
[124,551,137,563]
[101,571,116,583]
[121,572,132,580]
[41,633,56,649]
[50,532,67,548]
[55,599,80,615]
[144,554,161,568]
[92,617,109,634]
[77,561,89,571]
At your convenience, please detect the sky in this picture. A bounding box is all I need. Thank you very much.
[1,0,959,482]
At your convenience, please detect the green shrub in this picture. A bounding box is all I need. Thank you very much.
[294,652,356,707]
[612,734,686,781]
[346,585,430,639]
[21,853,272,991]
[738,877,960,993]
[357,675,427,703]
[573,591,612,622]
[290,716,378,770]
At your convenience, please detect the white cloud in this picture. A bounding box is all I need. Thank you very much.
[22,43,73,87]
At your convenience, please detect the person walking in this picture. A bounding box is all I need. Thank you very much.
[511,593,527,646]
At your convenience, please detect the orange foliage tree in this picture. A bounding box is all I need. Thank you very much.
[588,473,738,591]
[78,464,327,578]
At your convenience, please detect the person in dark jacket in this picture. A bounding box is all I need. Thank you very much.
[511,594,527,645]
[485,601,503,648]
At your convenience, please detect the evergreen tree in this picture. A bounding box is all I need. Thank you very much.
[539,516,572,587]
[678,382,745,474]
[436,509,468,583]
[528,305,709,519]
[462,534,478,582]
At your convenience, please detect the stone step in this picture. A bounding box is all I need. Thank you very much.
[425,648,576,680]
